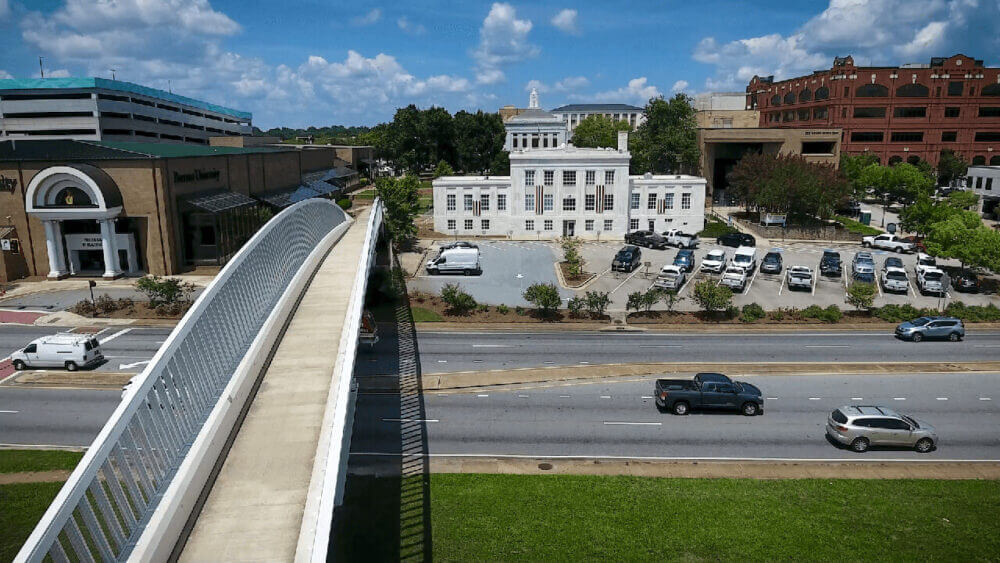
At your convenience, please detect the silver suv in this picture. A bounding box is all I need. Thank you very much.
[895,316,965,342]
[827,405,937,453]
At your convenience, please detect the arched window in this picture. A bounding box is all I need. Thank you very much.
[972,155,987,165]
[784,92,796,104]
[896,83,929,97]
[799,88,812,102]
[982,83,1000,96]
[52,186,95,207]
[815,86,829,100]
[991,155,1000,166]
[906,155,921,165]
[888,155,903,165]
[770,95,781,106]
[856,84,889,97]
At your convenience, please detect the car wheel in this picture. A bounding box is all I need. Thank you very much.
[463,269,471,276]
[741,402,758,416]
[850,437,870,453]
[895,246,903,253]
[12,360,26,371]
[65,361,78,372]
[912,332,923,342]
[862,241,870,248]
[948,332,961,342]
[672,401,689,416]
[915,438,934,453]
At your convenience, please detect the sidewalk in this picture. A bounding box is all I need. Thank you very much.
[0,274,214,302]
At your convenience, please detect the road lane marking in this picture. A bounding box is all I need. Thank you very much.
[477,394,489,398]
[766,397,779,400]
[981,397,992,401]
[974,345,1000,348]
[851,397,864,401]
[639,345,682,348]
[437,360,447,363]
[351,452,1000,463]
[600,395,611,399]
[99,328,132,345]
[804,345,850,348]
[472,344,511,348]
[381,418,439,423]
[808,397,821,400]
[609,268,642,295]
[518,394,529,398]
[936,397,948,401]
[579,361,590,364]
[893,397,906,401]
[0,410,18,414]
[641,395,654,399]
[744,266,759,295]
[559,395,571,398]
[603,421,662,426]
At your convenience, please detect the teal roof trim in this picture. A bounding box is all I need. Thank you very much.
[0,77,252,121]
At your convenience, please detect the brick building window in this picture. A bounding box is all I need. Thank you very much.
[890,131,924,143]
[975,132,1000,142]
[896,83,929,97]
[784,92,796,104]
[948,81,964,96]
[854,107,886,118]
[856,84,888,97]
[978,107,1000,117]
[851,132,884,142]
[941,131,957,142]
[784,110,796,121]
[770,95,781,106]
[799,88,812,102]
[944,107,960,117]
[798,109,810,121]
[815,86,829,100]
[894,107,927,118]
[813,107,828,119]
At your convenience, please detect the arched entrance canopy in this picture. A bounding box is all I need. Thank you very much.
[26,164,123,221]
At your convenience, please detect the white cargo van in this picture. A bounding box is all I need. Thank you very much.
[731,247,757,273]
[11,333,104,371]
[426,247,481,275]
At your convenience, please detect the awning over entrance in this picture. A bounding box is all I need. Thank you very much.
[257,184,324,208]
[303,180,340,197]
[320,166,358,184]
[183,190,257,213]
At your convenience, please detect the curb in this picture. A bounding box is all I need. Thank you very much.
[414,321,1000,332]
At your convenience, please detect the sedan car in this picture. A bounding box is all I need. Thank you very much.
[819,250,842,277]
[953,270,981,293]
[624,230,668,249]
[716,232,755,248]
[760,251,783,274]
[672,249,696,272]
[827,405,937,453]
[701,249,727,274]
[895,316,965,342]
[612,245,642,273]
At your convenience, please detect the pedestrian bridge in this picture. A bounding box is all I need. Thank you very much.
[16,198,385,562]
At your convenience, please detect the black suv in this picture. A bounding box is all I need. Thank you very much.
[612,245,642,272]
[820,250,842,277]
[760,251,783,274]
[716,232,755,248]
[624,230,668,249]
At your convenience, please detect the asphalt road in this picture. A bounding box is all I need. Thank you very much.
[0,325,171,373]
[350,373,1000,460]
[357,329,1000,375]
[0,387,119,447]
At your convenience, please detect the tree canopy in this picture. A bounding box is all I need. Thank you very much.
[937,150,969,186]
[925,213,1000,271]
[629,94,700,175]
[856,162,935,205]
[374,174,421,245]
[727,153,850,220]
[839,153,881,199]
[570,115,632,148]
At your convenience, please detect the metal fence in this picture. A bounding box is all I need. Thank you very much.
[16,199,348,562]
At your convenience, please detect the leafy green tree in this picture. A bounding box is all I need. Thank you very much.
[375,174,421,244]
[567,297,585,318]
[937,150,969,186]
[839,153,881,199]
[570,115,632,148]
[560,236,586,277]
[659,289,681,312]
[630,94,700,175]
[691,280,733,317]
[900,191,982,236]
[640,289,661,313]
[433,160,454,178]
[489,151,510,175]
[523,283,562,316]
[421,106,457,170]
[925,212,1000,271]
[440,283,477,315]
[626,291,645,314]
[727,153,850,220]
[584,291,611,318]
[453,110,505,173]
[845,282,877,311]
[858,162,934,208]
[946,189,979,210]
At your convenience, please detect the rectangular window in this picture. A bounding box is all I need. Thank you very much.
[813,107,828,119]
[941,131,957,142]
[603,194,614,211]
[585,170,596,185]
[585,219,594,231]
[801,141,836,154]
[944,107,960,117]
[629,219,639,231]
[647,193,657,210]
[562,197,576,211]
[511,137,518,149]
[525,219,534,231]
[798,109,810,121]
[890,131,924,142]
[544,220,553,231]
[464,194,474,211]
[446,194,456,211]
[585,194,596,211]
[497,193,507,211]
[447,219,456,230]
[543,193,554,211]
[850,131,884,142]
[531,136,539,148]
[986,178,993,191]
[604,219,613,231]
[681,193,691,210]
[481,219,490,230]
[975,132,1000,142]
[853,107,886,118]
[893,107,926,118]
[524,193,535,211]
[948,81,964,96]
[464,219,473,230]
[480,194,490,211]
[562,170,576,185]
[544,170,554,186]
[524,170,535,186]
[843,86,849,97]
[605,170,615,185]
[630,193,640,210]
[979,107,1000,117]
[664,193,674,209]
[785,110,796,122]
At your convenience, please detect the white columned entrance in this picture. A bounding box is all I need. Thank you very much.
[43,220,69,278]
[99,219,122,278]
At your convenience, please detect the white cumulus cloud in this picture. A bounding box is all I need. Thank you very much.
[397,16,426,35]
[472,3,538,84]
[0,69,12,79]
[351,8,381,26]
[555,76,588,91]
[580,77,662,105]
[551,9,579,35]
[524,79,549,93]
[671,80,689,92]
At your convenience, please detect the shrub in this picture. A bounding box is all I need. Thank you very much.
[94,293,118,314]
[560,236,586,277]
[873,303,932,323]
[440,283,477,315]
[515,306,525,315]
[135,276,195,307]
[523,283,561,316]
[70,298,96,316]
[660,289,681,312]
[155,302,185,316]
[476,303,490,313]
[116,297,135,312]
[845,281,877,311]
[725,305,739,320]
[337,198,352,210]
[496,304,510,315]
[567,297,585,318]
[821,305,843,323]
[739,303,766,323]
[691,280,733,317]
[769,308,785,321]
[626,291,645,314]
[944,302,1000,322]
[584,291,611,318]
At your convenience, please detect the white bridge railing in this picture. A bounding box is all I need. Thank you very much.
[16,199,349,562]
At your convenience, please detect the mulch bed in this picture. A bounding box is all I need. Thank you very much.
[408,292,609,323]
[558,262,594,288]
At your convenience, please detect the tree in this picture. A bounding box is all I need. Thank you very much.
[432,160,454,178]
[567,297,585,318]
[900,191,981,236]
[858,162,935,208]
[584,291,611,318]
[727,153,850,220]
[945,189,979,211]
[440,283,477,315]
[453,110,504,173]
[489,151,510,175]
[937,150,969,186]
[135,276,195,307]
[570,115,632,148]
[626,291,645,314]
[925,212,1000,271]
[560,236,586,277]
[630,94,700,175]
[640,289,661,313]
[374,174,421,244]
[845,282,877,311]
[840,153,881,199]
[659,289,681,312]
[691,280,733,318]
[523,283,562,316]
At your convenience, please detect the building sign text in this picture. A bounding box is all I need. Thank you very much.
[0,175,17,193]
[173,169,221,184]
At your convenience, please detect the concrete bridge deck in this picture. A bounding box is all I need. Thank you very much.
[179,208,371,561]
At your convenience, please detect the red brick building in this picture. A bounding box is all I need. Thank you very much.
[746,54,1000,168]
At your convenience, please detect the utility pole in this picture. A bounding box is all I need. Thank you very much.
[38,57,44,78]
[110,69,116,80]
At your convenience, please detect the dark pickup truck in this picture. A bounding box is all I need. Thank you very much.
[654,372,764,416]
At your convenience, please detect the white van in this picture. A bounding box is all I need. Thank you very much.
[426,247,481,276]
[11,333,104,371]
[731,246,757,273]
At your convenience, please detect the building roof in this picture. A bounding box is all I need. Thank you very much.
[550,103,643,112]
[0,77,251,120]
[506,108,563,123]
[0,140,288,161]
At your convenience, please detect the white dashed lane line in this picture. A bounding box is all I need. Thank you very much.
[477,394,489,398]
[893,397,906,401]
[381,418,439,423]
[808,397,821,401]
[981,397,993,401]
[937,397,949,401]
[600,395,612,399]
[603,421,662,426]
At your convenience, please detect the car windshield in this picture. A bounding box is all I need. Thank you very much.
[910,317,931,326]
[886,258,903,268]
[887,271,907,280]
[707,252,724,260]
[924,272,943,280]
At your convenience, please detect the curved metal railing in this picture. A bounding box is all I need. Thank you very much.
[16,199,348,562]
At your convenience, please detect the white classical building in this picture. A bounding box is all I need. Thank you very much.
[434,97,706,240]
[549,102,645,132]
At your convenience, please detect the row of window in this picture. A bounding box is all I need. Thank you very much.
[848,131,1000,143]
[767,108,829,122]
[851,106,1000,118]
[768,82,1000,106]
[969,176,995,191]
[446,192,695,213]
[101,129,208,143]
[444,218,618,232]
[510,133,562,149]
[524,169,616,187]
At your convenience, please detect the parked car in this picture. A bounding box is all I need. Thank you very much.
[900,235,926,253]
[883,256,904,270]
[731,246,757,273]
[917,267,947,295]
[612,245,642,272]
[895,316,965,342]
[953,270,981,293]
[786,266,813,291]
[701,249,727,274]
[914,252,938,277]
[819,250,842,277]
[672,249,696,272]
[652,265,686,291]
[438,240,478,252]
[10,334,104,371]
[662,229,699,249]
[837,199,862,217]
[881,267,909,293]
[760,251,783,274]
[426,247,481,275]
[852,251,876,283]
[826,405,937,453]
[760,213,786,227]
[625,230,668,249]
[655,372,763,416]
[716,232,755,248]
[720,266,748,291]
[862,233,915,253]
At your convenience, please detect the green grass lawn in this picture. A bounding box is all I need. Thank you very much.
[699,219,738,238]
[410,306,442,322]
[0,482,65,562]
[0,449,83,474]
[835,214,883,236]
[334,473,1000,562]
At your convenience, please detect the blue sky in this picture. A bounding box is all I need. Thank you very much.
[0,0,997,128]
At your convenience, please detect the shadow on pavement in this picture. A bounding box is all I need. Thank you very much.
[331,248,432,562]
